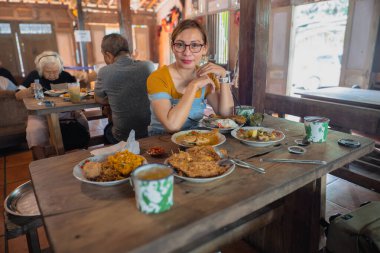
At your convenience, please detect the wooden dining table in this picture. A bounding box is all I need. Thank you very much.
[294,87,380,110]
[23,96,101,155]
[29,116,374,253]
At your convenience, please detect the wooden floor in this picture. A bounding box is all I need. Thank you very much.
[1,119,379,252]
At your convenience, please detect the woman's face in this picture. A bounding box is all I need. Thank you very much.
[42,63,60,81]
[172,28,207,69]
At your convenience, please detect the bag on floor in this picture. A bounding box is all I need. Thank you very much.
[60,119,90,150]
[326,201,380,253]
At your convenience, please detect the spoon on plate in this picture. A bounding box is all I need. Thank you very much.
[214,147,266,174]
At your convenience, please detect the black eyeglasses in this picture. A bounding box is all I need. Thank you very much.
[172,42,204,53]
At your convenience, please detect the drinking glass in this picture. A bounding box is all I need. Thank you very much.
[68,82,81,103]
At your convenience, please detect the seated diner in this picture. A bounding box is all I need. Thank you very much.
[15,51,88,160]
[147,19,234,135]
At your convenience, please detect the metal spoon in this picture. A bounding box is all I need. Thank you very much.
[214,147,266,174]
[260,158,327,165]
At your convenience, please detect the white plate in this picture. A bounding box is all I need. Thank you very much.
[231,127,285,147]
[171,129,226,148]
[165,159,235,183]
[44,89,67,97]
[73,154,146,186]
[199,118,243,133]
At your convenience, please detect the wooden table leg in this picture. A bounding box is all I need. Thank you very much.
[46,113,65,155]
[247,178,324,253]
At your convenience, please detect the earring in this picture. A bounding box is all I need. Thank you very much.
[200,55,208,66]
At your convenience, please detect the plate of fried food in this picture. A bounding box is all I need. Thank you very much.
[73,150,147,186]
[171,129,226,148]
[231,127,285,147]
[44,89,67,97]
[60,92,88,101]
[199,114,246,133]
[166,146,235,183]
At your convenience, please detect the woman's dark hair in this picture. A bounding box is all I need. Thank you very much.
[171,19,207,45]
[101,33,130,57]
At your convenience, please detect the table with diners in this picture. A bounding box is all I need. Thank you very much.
[23,96,101,155]
[29,116,374,253]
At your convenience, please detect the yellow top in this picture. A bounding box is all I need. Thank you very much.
[147,65,220,100]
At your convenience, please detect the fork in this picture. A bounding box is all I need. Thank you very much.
[214,147,266,174]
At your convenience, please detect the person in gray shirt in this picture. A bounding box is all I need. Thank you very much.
[95,33,155,142]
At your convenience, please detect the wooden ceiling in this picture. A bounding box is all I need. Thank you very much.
[0,0,169,11]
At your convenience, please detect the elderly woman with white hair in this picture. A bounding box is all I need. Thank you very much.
[20,51,76,89]
[16,51,88,160]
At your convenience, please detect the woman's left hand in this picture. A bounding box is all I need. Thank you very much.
[196,62,226,78]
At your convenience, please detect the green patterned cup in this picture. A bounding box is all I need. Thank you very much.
[131,164,173,214]
[304,116,330,143]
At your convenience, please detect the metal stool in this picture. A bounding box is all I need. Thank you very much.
[4,181,43,253]
[4,212,43,253]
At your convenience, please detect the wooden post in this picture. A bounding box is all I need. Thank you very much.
[77,0,88,70]
[238,0,270,112]
[118,0,134,52]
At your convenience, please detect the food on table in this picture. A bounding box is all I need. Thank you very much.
[49,89,67,94]
[107,150,145,176]
[80,150,145,182]
[236,128,282,142]
[209,114,246,125]
[80,88,87,93]
[62,92,87,98]
[147,146,166,157]
[167,146,228,178]
[82,161,102,179]
[175,129,220,146]
[205,118,238,129]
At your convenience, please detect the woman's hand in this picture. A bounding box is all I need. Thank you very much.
[196,62,227,78]
[187,75,215,93]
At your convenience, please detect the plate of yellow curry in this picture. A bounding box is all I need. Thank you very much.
[73,150,147,186]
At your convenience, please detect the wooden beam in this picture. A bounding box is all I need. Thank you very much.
[271,0,290,8]
[147,0,157,10]
[238,0,270,113]
[155,0,169,12]
[138,0,148,10]
[77,0,88,70]
[118,0,133,51]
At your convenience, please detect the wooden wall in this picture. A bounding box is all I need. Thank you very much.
[0,2,158,70]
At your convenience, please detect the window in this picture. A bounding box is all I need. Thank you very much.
[207,11,229,65]
[105,25,120,35]
[0,23,11,34]
[289,0,348,92]
[19,23,52,34]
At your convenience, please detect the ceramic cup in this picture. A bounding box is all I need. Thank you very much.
[234,105,255,125]
[68,82,81,103]
[131,164,173,214]
[304,116,330,143]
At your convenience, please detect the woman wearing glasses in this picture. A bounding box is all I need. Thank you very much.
[147,19,234,135]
